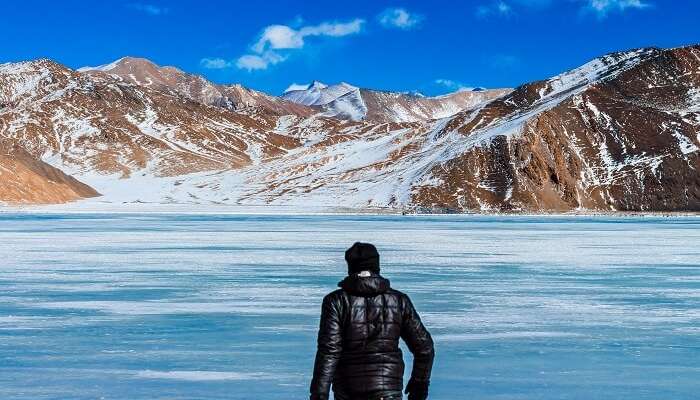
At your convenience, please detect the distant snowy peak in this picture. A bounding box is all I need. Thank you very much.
[321,89,367,121]
[308,80,328,91]
[282,81,358,107]
[280,81,368,120]
[284,83,311,93]
[281,80,510,123]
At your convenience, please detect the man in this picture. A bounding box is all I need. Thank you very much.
[310,242,435,400]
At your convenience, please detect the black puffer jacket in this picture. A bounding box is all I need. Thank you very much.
[310,273,434,398]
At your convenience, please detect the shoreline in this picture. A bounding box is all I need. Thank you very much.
[2,201,699,217]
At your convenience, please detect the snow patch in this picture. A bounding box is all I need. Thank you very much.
[540,49,654,101]
[322,89,367,121]
[687,88,700,112]
[672,131,699,155]
[0,60,53,103]
[77,57,127,73]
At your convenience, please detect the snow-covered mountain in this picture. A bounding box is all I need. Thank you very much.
[0,58,317,179]
[282,81,356,106]
[2,45,699,212]
[282,81,510,123]
[81,57,313,116]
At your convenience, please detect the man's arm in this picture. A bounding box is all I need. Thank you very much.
[401,294,434,396]
[309,293,344,400]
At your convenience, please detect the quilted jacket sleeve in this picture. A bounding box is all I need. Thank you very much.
[309,292,344,397]
[400,294,435,382]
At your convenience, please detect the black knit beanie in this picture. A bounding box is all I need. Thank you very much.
[345,242,380,275]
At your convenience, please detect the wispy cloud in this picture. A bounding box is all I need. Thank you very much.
[434,79,474,91]
[477,0,650,19]
[233,18,365,71]
[582,0,650,17]
[127,3,168,16]
[251,19,364,53]
[236,51,286,71]
[200,58,233,69]
[377,8,424,29]
[476,2,513,18]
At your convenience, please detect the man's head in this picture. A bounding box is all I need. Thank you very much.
[345,242,380,275]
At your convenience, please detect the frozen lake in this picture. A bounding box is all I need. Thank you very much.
[0,213,699,400]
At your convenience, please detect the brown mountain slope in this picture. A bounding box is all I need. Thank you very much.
[413,46,700,211]
[80,57,314,117]
[359,88,511,123]
[0,140,98,204]
[0,58,336,179]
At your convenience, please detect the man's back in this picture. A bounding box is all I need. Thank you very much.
[310,243,434,400]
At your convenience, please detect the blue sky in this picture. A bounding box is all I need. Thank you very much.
[2,1,699,95]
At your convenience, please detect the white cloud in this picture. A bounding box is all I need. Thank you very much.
[235,55,268,71]
[236,51,286,71]
[252,25,305,53]
[434,79,475,91]
[478,0,649,18]
[237,18,365,71]
[584,0,650,16]
[301,19,365,37]
[251,19,364,53]
[127,3,168,16]
[476,2,513,18]
[378,8,424,29]
[435,79,461,89]
[200,58,233,69]
[497,2,513,14]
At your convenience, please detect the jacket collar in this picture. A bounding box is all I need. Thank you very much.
[338,271,391,297]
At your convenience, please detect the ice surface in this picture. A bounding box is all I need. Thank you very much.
[0,213,698,399]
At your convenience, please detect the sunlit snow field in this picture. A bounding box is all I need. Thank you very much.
[0,213,699,400]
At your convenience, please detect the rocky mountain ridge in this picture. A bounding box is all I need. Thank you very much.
[1,45,698,212]
[80,57,314,116]
[282,80,510,123]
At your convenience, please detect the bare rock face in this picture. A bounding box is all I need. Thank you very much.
[0,140,98,204]
[1,45,699,211]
